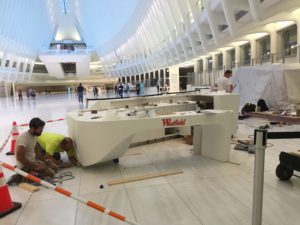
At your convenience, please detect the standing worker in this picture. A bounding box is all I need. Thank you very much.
[215,70,233,93]
[77,83,84,103]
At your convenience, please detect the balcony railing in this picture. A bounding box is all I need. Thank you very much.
[255,54,271,64]
[39,47,93,55]
[0,66,18,73]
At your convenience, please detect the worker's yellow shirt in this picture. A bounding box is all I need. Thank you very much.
[37,132,74,157]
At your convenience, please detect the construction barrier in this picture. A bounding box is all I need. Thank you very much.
[0,166,22,218]
[0,129,12,154]
[0,162,141,225]
[6,122,19,155]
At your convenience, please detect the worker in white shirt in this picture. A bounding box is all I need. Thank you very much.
[215,70,233,93]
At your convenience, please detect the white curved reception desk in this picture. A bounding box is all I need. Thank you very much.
[66,109,233,166]
[88,92,239,135]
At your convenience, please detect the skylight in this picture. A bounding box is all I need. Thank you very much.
[59,0,69,14]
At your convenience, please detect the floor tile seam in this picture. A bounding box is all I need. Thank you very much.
[123,180,174,191]
[165,177,205,225]
[153,163,205,224]
[165,171,252,185]
[205,172,253,181]
[209,174,255,212]
[263,180,300,203]
[186,163,253,178]
[178,156,209,177]
[121,165,139,223]
[14,192,34,225]
[73,168,82,225]
[168,167,254,209]
[28,194,67,203]
[78,186,127,197]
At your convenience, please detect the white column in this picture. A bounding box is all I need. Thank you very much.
[250,39,257,66]
[1,52,7,67]
[168,66,179,92]
[194,60,201,86]
[29,61,34,74]
[296,20,300,61]
[15,58,21,73]
[212,54,217,85]
[203,57,208,86]
[4,81,9,97]
[235,46,241,69]
[270,30,278,63]
[222,50,228,70]
[161,69,165,87]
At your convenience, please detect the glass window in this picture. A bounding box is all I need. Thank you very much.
[228,49,235,69]
[217,53,223,69]
[257,36,271,63]
[207,57,212,71]
[241,43,251,65]
[282,25,297,56]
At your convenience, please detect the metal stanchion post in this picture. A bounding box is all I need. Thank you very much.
[252,129,268,225]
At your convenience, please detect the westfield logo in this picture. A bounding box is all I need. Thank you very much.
[162,118,186,126]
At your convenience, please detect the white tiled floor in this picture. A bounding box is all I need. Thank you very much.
[1,91,300,225]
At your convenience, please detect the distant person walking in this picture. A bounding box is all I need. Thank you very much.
[93,86,98,97]
[118,83,124,98]
[30,89,36,100]
[156,80,160,93]
[26,90,30,100]
[77,83,84,103]
[18,89,23,100]
[136,82,140,95]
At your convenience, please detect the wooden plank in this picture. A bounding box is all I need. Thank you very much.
[124,152,143,156]
[290,151,300,157]
[245,112,300,124]
[19,182,39,192]
[108,170,183,186]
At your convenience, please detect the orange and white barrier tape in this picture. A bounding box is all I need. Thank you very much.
[0,130,12,154]
[18,118,65,127]
[0,162,141,225]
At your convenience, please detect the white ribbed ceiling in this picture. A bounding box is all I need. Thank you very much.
[74,0,139,46]
[1,0,300,82]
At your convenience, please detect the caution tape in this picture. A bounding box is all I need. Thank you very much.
[0,162,141,225]
[18,118,65,127]
[0,129,12,154]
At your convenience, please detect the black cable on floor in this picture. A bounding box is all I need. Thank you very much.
[53,171,75,183]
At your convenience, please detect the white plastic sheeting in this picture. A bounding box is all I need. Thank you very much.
[233,65,300,110]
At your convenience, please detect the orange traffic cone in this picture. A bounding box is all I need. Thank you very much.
[0,167,22,218]
[6,121,19,156]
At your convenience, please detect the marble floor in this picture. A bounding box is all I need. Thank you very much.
[0,90,300,225]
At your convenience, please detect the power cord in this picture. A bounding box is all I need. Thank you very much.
[53,171,75,183]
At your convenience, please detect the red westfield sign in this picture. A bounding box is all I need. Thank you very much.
[162,118,186,126]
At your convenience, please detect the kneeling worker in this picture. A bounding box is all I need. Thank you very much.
[15,118,55,179]
[37,132,79,168]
